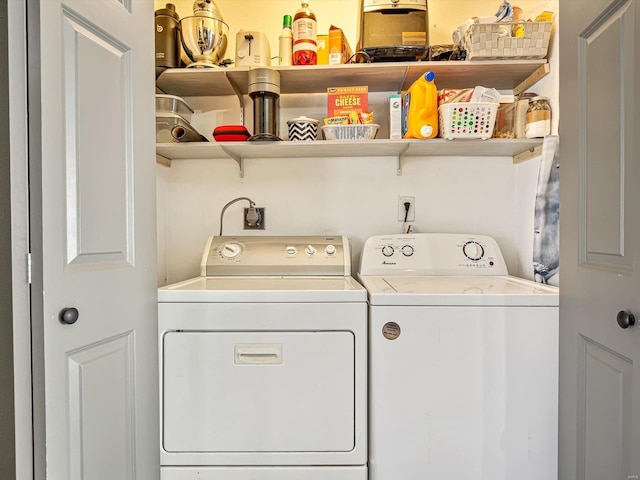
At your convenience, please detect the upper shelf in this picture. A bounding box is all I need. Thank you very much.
[156,60,550,98]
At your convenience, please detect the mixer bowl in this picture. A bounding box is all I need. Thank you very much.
[179,16,228,67]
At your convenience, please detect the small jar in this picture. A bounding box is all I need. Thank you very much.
[525,96,551,138]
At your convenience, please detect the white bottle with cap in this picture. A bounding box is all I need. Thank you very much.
[279,14,293,66]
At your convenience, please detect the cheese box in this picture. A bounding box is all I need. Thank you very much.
[327,85,368,118]
[328,26,353,65]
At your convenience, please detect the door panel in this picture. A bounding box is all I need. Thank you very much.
[36,0,158,479]
[63,10,133,266]
[560,0,640,479]
[578,337,632,480]
[68,333,135,480]
[579,0,635,270]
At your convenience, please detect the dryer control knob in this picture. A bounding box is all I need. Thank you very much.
[463,241,484,261]
[382,245,395,257]
[221,242,243,258]
[325,245,336,255]
[305,245,317,256]
[286,245,297,255]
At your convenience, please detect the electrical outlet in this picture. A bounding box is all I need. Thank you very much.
[398,196,415,222]
[244,207,265,230]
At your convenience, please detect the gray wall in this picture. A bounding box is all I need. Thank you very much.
[0,0,17,477]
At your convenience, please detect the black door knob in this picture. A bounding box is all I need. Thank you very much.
[616,310,635,329]
[59,307,79,325]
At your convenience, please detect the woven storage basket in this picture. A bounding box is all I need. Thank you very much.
[438,103,498,140]
[461,21,552,60]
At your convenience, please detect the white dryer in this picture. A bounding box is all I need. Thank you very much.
[158,236,367,480]
[358,233,559,480]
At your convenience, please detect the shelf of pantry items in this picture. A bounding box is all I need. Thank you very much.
[155,139,543,176]
[155,60,550,97]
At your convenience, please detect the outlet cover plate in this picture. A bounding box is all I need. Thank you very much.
[398,196,415,222]
[244,207,266,230]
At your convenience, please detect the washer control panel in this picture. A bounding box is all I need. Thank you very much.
[359,233,508,276]
[202,235,350,276]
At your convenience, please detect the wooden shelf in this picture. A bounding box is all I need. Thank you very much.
[155,61,548,175]
[156,60,549,97]
[156,139,544,176]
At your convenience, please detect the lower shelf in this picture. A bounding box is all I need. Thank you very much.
[156,138,544,176]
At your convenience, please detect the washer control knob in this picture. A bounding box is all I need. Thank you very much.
[402,245,414,256]
[305,245,317,256]
[286,245,297,255]
[325,244,336,255]
[463,241,484,261]
[382,245,395,257]
[221,242,243,258]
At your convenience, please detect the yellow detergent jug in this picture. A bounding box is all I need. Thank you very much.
[402,71,438,139]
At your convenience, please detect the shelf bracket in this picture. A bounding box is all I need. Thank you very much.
[225,72,245,125]
[156,154,171,168]
[513,144,543,164]
[396,143,411,176]
[514,63,550,96]
[221,146,245,177]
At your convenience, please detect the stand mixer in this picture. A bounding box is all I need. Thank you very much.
[179,0,228,68]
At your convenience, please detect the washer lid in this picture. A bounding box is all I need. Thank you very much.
[358,275,558,306]
[158,275,367,303]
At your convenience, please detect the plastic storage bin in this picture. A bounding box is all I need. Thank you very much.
[156,113,204,143]
[321,124,379,140]
[438,103,498,140]
[155,94,195,122]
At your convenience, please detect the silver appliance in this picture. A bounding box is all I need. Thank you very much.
[248,68,281,141]
[360,0,429,62]
[179,0,229,68]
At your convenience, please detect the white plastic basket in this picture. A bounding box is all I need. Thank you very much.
[438,103,498,140]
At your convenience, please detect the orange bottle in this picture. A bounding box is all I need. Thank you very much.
[402,71,438,139]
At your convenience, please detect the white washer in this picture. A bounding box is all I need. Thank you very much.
[158,236,367,480]
[358,233,559,480]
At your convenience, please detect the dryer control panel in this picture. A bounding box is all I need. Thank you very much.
[201,235,351,276]
[359,233,508,276]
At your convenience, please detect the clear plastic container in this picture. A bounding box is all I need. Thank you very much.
[493,102,515,139]
[525,96,551,138]
[155,94,194,122]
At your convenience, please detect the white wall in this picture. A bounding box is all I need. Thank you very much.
[156,0,559,285]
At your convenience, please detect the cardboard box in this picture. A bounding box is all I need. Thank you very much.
[328,26,353,65]
[389,94,402,139]
[317,34,329,65]
[327,86,368,118]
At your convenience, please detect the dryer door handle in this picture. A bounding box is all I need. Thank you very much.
[234,344,283,364]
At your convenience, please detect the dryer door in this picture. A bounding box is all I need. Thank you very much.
[163,330,355,453]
